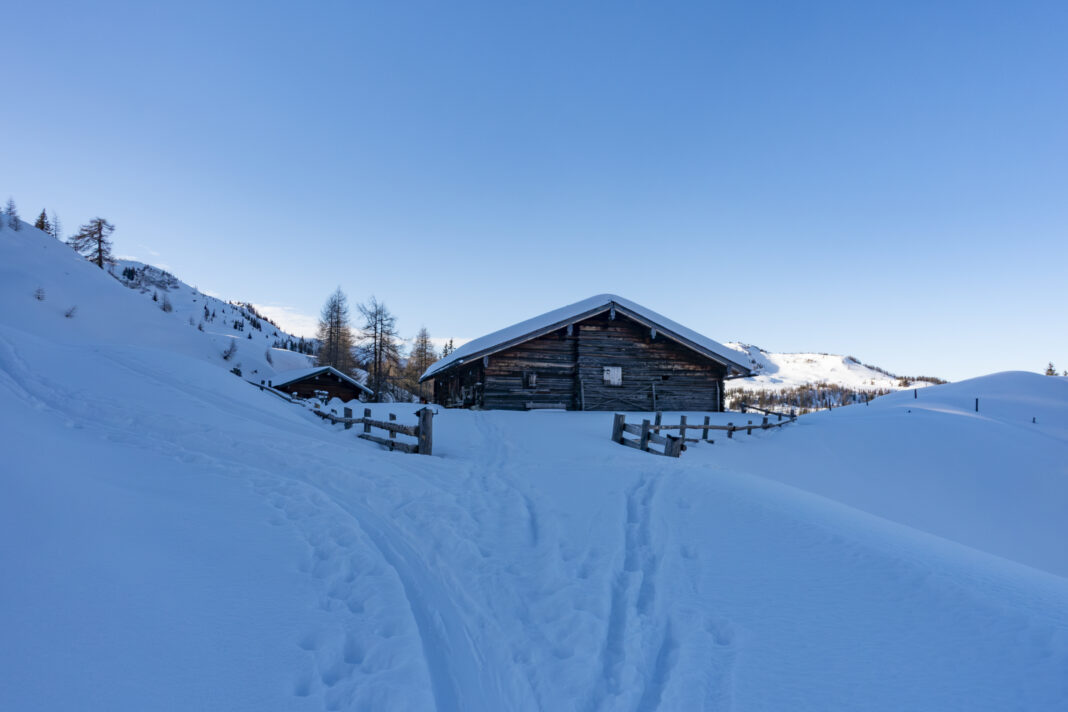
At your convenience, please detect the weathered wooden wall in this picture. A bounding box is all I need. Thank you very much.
[576,313,725,412]
[482,329,577,410]
[433,362,484,408]
[429,311,727,411]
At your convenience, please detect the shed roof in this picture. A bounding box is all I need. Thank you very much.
[272,366,374,395]
[420,294,751,382]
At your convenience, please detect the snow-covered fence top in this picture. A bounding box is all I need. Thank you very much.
[315,407,434,456]
[611,410,798,457]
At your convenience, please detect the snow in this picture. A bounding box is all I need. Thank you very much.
[3,220,1068,710]
[726,342,940,392]
[421,294,751,380]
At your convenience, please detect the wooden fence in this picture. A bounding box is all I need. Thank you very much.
[611,409,797,457]
[314,406,434,455]
[252,380,434,455]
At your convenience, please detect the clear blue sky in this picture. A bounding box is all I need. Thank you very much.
[5,1,1066,380]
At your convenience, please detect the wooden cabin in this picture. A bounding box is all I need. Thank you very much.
[268,366,373,402]
[420,294,751,411]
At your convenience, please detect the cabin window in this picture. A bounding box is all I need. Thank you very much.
[603,366,622,386]
[524,372,537,388]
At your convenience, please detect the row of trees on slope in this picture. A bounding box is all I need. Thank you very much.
[316,288,442,403]
[4,197,115,267]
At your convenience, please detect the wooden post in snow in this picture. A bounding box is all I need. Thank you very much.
[417,407,433,456]
[344,407,352,430]
[679,415,687,441]
[727,422,733,439]
[611,413,626,444]
[640,419,652,451]
[363,408,372,434]
[702,415,711,441]
[747,420,753,435]
[665,434,683,458]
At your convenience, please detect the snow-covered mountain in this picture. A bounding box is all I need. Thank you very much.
[0,219,314,387]
[726,342,944,392]
[3,215,1067,710]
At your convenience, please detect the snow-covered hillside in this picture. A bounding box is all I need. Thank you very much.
[727,342,942,392]
[3,217,1067,710]
[0,221,312,385]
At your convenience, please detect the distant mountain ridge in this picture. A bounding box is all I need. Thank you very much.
[726,343,945,393]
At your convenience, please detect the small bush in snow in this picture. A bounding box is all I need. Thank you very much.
[161,295,173,312]
[34,287,45,301]
[222,341,238,361]
[64,306,77,318]
[265,349,274,365]
[197,322,205,332]
[230,366,242,377]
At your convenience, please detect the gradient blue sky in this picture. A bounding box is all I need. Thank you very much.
[5,1,1066,380]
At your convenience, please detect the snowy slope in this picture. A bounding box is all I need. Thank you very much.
[2,218,1067,710]
[0,221,313,385]
[111,258,314,376]
[726,342,942,392]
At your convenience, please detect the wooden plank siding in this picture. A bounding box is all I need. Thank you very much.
[482,328,578,410]
[429,311,727,411]
[577,313,726,412]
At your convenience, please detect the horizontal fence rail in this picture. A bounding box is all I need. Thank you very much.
[251,380,434,455]
[314,406,434,455]
[611,410,798,457]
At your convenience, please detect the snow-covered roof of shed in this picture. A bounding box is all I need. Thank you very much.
[420,294,751,381]
[271,366,374,395]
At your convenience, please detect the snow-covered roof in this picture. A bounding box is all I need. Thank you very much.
[271,366,373,395]
[420,294,751,381]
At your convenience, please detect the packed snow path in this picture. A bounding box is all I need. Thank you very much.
[3,225,1068,709]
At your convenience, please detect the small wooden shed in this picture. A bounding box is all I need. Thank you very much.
[419,294,751,411]
[268,366,373,402]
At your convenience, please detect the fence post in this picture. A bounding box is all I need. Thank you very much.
[762,415,768,429]
[747,420,753,435]
[654,412,662,429]
[975,398,979,413]
[727,422,733,439]
[344,407,352,430]
[417,407,433,455]
[611,413,626,443]
[665,434,682,458]
[363,408,371,434]
[640,419,652,451]
[389,413,397,440]
[702,415,710,441]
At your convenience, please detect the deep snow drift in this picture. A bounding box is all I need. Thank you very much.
[2,222,1067,710]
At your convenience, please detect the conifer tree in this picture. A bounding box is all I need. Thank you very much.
[358,296,401,402]
[4,198,19,230]
[403,327,438,400]
[1046,362,1058,376]
[441,338,455,358]
[34,209,51,233]
[48,211,61,240]
[67,217,115,268]
[315,287,357,374]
